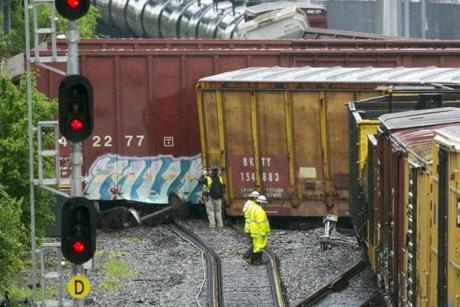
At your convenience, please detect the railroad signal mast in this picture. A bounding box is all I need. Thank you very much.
[55,0,90,20]
[55,0,96,305]
[58,75,94,143]
[61,197,97,265]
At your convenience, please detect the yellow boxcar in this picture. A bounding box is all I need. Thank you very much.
[197,75,381,216]
[428,126,460,307]
[359,107,460,306]
[197,66,460,217]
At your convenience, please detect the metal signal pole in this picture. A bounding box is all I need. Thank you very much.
[67,20,86,307]
[23,0,37,303]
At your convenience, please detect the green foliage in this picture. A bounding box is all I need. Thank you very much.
[1,75,55,246]
[95,259,138,292]
[104,260,136,278]
[55,6,100,38]
[0,184,26,290]
[1,0,99,59]
[0,74,57,240]
[7,286,33,307]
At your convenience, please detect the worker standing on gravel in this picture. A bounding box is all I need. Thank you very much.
[242,190,259,261]
[199,166,225,228]
[246,195,270,265]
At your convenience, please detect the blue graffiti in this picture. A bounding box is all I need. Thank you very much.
[84,154,203,204]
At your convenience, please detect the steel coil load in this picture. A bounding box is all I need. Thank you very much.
[215,7,245,38]
[197,2,234,38]
[110,0,131,32]
[126,0,149,36]
[179,0,215,38]
[142,0,171,38]
[94,0,312,39]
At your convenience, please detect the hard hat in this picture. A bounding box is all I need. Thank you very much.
[250,191,260,198]
[256,195,267,204]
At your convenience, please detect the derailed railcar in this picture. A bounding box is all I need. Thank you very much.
[354,106,460,306]
[429,126,460,307]
[196,67,460,217]
[348,91,460,250]
[31,40,460,209]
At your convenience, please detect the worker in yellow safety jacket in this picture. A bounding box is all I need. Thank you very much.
[199,166,225,228]
[242,191,260,261]
[246,194,270,265]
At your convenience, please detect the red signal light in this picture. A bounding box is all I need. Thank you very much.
[72,240,86,254]
[66,0,80,9]
[70,118,83,131]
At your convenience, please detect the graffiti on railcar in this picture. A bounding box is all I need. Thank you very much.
[84,154,203,203]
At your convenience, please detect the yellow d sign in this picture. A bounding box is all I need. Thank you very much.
[67,274,91,299]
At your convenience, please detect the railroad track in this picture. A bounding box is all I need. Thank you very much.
[175,219,288,307]
[168,222,223,307]
[294,260,382,307]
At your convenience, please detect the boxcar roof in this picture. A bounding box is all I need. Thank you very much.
[434,125,460,151]
[379,107,460,130]
[199,66,460,84]
[380,108,460,162]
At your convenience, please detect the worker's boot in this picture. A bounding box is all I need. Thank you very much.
[250,252,263,265]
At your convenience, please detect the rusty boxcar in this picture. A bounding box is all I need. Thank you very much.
[32,39,460,209]
[352,105,460,306]
[348,91,460,249]
[196,67,460,217]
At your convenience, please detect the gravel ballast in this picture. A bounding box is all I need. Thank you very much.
[33,220,380,306]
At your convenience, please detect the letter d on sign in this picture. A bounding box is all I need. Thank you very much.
[67,274,91,299]
[75,280,84,295]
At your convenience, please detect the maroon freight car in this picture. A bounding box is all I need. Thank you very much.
[54,38,460,51]
[33,39,460,212]
[370,108,460,306]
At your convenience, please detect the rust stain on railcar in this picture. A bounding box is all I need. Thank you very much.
[375,108,460,306]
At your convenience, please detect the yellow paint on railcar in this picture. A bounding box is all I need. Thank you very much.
[356,120,380,179]
[197,81,381,216]
[433,127,460,307]
[415,168,433,306]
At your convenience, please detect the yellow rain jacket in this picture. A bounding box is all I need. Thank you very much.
[248,203,270,252]
[243,200,256,233]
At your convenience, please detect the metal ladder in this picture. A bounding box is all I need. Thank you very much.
[27,0,68,305]
[38,242,72,307]
[35,120,71,192]
[35,121,72,305]
[30,0,67,71]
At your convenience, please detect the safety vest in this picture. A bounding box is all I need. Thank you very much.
[204,176,223,192]
[248,203,270,238]
[243,200,256,233]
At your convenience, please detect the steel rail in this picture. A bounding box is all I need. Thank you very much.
[230,224,288,307]
[295,260,367,307]
[168,221,223,307]
[264,248,289,307]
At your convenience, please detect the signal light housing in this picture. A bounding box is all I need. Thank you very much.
[58,75,93,143]
[61,197,97,265]
[55,0,90,20]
